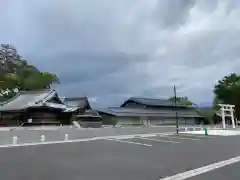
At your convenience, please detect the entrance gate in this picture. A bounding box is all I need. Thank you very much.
[217,104,236,129]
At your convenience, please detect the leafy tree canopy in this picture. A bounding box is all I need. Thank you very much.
[168,96,193,106]
[213,73,240,119]
[0,44,59,101]
[169,96,215,124]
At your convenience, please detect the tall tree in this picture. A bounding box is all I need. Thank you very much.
[213,73,240,119]
[169,96,215,124]
[168,96,193,106]
[0,44,59,101]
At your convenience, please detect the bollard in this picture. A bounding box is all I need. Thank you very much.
[64,134,69,141]
[40,135,45,143]
[204,128,208,136]
[12,136,18,145]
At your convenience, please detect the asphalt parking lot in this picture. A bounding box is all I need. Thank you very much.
[0,132,240,180]
[0,126,182,145]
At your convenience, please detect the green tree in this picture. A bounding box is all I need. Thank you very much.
[169,96,193,106]
[0,44,59,100]
[169,96,215,124]
[213,73,240,119]
[196,108,215,125]
[111,116,119,127]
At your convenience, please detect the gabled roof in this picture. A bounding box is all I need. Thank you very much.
[0,89,79,112]
[63,97,91,109]
[97,107,202,118]
[121,97,187,107]
[77,109,101,118]
[0,89,57,111]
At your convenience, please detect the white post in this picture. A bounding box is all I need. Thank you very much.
[221,107,226,129]
[64,134,69,141]
[40,135,45,143]
[12,136,18,145]
[230,107,236,128]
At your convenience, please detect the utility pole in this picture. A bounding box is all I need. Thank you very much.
[173,85,179,134]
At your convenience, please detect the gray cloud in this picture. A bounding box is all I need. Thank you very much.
[1,0,240,107]
[196,0,219,13]
[155,0,196,29]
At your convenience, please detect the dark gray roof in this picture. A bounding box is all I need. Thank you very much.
[64,97,91,109]
[0,89,57,111]
[121,97,187,107]
[0,89,79,112]
[97,107,202,118]
[77,109,101,118]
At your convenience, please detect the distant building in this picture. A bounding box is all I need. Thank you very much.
[0,89,79,126]
[64,97,102,128]
[63,97,91,114]
[97,97,203,126]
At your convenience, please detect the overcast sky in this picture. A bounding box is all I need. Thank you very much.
[1,0,240,107]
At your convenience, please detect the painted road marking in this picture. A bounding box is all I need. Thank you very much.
[0,132,174,148]
[0,137,99,148]
[138,137,179,144]
[160,135,201,141]
[159,155,240,180]
[179,134,217,138]
[107,139,152,147]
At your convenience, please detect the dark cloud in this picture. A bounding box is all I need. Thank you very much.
[1,0,240,107]
[163,31,240,68]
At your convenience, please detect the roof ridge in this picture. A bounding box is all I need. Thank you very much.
[66,97,87,100]
[19,89,53,94]
[124,97,186,107]
[107,106,123,108]
[130,97,170,101]
[35,89,56,104]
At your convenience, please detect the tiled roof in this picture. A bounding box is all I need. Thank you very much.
[77,109,101,118]
[0,89,79,112]
[0,89,56,111]
[97,107,202,118]
[121,97,187,107]
[63,97,90,109]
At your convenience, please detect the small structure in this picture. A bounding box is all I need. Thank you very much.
[64,97,102,128]
[217,104,236,129]
[98,97,202,126]
[77,109,102,128]
[0,89,79,126]
[63,97,91,114]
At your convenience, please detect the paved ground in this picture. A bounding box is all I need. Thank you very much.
[0,126,182,145]
[190,162,240,180]
[0,132,240,180]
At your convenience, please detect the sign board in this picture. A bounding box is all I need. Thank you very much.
[28,119,32,123]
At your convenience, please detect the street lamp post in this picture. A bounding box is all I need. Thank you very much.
[173,85,179,134]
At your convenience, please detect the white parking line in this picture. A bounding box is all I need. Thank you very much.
[160,135,201,141]
[159,155,240,180]
[138,137,179,144]
[0,132,174,148]
[107,139,152,147]
[179,134,217,138]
